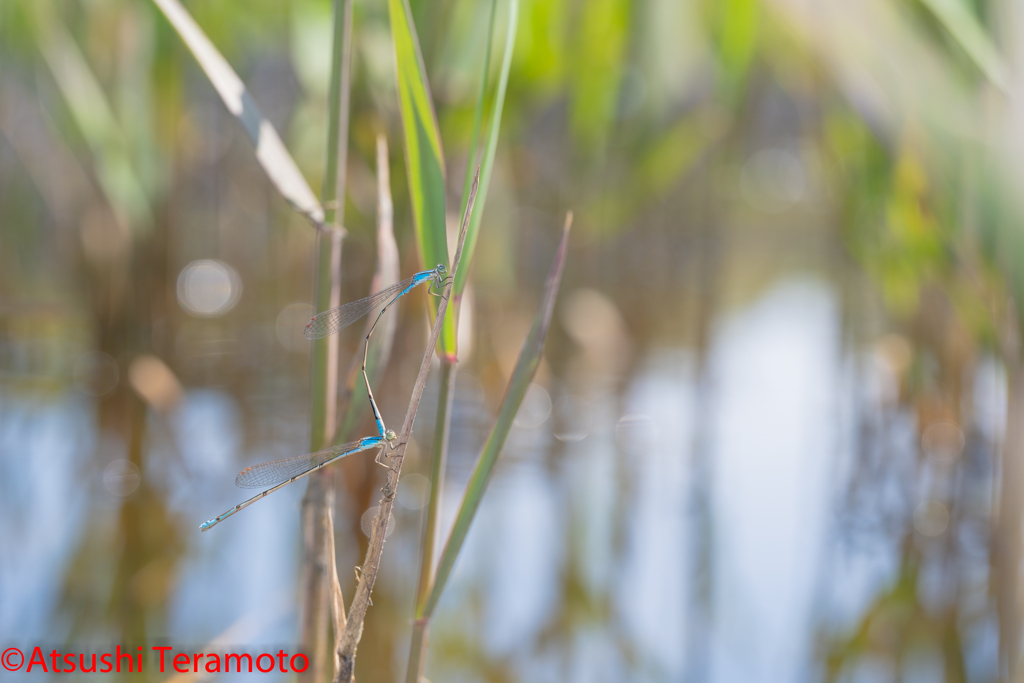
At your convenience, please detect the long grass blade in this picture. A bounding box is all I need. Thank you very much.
[31,3,152,230]
[917,0,1009,93]
[454,0,519,297]
[454,0,497,263]
[420,212,572,619]
[387,0,454,357]
[150,0,326,228]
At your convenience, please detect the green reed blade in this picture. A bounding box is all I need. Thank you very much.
[454,0,519,298]
[387,0,455,358]
[419,213,572,619]
[150,0,326,228]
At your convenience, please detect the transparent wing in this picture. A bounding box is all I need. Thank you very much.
[303,273,425,340]
[235,439,377,488]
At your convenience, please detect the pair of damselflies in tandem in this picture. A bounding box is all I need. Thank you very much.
[199,265,450,531]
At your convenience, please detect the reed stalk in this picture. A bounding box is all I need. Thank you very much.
[301,210,344,683]
[405,7,498,662]
[300,0,355,679]
[404,7,518,676]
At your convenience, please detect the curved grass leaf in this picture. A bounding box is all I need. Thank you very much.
[454,0,519,298]
[150,0,326,228]
[918,0,1009,93]
[387,0,454,357]
[419,213,572,619]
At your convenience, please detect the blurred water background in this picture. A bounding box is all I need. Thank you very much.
[1,0,1020,681]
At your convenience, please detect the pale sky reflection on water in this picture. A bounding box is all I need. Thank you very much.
[708,279,836,683]
[428,277,847,682]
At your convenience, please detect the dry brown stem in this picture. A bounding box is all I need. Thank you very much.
[333,171,479,683]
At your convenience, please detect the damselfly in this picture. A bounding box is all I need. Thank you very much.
[199,431,396,532]
[303,264,449,341]
[304,263,449,454]
[199,377,398,532]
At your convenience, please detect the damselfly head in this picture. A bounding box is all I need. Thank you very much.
[435,264,447,275]
[385,429,397,442]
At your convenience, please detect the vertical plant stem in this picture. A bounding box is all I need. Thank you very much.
[301,0,354,679]
[301,231,343,683]
[405,5,512,670]
[416,360,456,601]
[324,0,354,227]
[405,358,457,683]
[406,620,430,683]
[405,4,516,670]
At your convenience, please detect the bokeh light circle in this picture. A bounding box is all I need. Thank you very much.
[615,414,655,455]
[276,302,315,352]
[103,459,141,497]
[73,351,120,396]
[360,506,396,538]
[921,421,964,463]
[914,500,949,537]
[514,383,552,429]
[176,260,242,317]
[553,395,590,442]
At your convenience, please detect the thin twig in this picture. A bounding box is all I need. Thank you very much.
[334,169,480,683]
[328,134,396,672]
